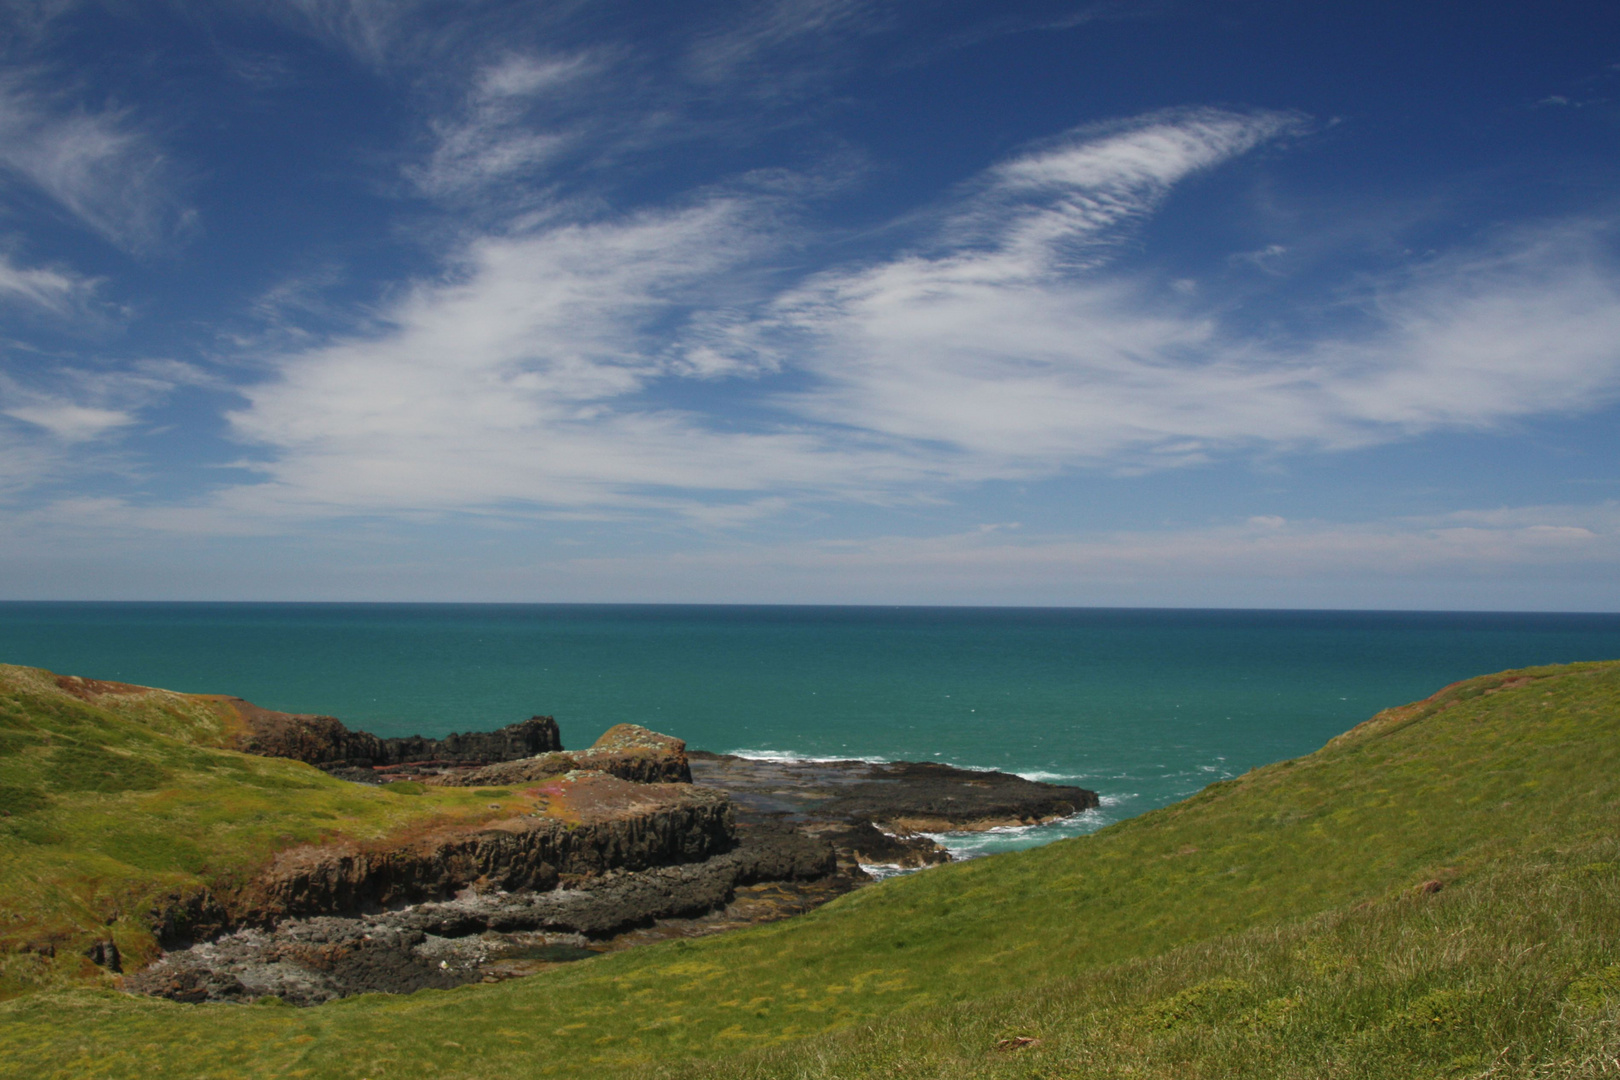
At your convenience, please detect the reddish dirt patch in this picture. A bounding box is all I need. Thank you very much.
[54,675,151,701]
[542,770,713,825]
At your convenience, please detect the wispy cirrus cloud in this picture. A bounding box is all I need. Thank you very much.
[0,0,81,47]
[183,106,1620,528]
[218,193,916,520]
[0,358,213,505]
[747,111,1620,473]
[0,70,188,252]
[684,0,892,89]
[1,360,212,444]
[0,248,95,313]
[265,0,455,69]
[259,0,923,211]
[768,229,1620,471]
[1,399,129,441]
[946,107,1302,265]
[407,52,601,202]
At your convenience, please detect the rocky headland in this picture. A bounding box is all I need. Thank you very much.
[127,706,1097,1006]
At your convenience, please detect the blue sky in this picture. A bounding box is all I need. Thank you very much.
[1,0,1618,607]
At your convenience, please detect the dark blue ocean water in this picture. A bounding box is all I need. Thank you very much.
[4,603,1618,856]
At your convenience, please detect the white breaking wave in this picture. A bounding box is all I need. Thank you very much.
[722,749,1126,861]
[920,808,1113,860]
[727,750,1100,786]
[722,748,891,765]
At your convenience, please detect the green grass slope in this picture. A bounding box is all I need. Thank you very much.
[0,664,544,994]
[1,661,1618,1079]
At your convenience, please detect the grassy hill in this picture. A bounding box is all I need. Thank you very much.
[1,661,1617,1078]
[0,664,544,993]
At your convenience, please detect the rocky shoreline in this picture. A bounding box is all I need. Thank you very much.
[689,751,1100,870]
[127,706,1097,1005]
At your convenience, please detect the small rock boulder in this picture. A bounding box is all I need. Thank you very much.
[573,725,692,784]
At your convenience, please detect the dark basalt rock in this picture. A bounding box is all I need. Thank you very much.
[129,816,845,1005]
[233,773,734,924]
[688,752,1100,868]
[150,889,232,950]
[726,819,840,884]
[132,967,252,1004]
[812,820,951,870]
[817,760,1099,832]
[125,922,467,1005]
[228,699,561,770]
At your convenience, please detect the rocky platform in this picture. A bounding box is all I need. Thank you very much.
[126,817,836,1005]
[689,752,1100,870]
[130,716,1096,1005]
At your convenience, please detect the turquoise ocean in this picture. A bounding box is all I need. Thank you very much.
[5,603,1619,858]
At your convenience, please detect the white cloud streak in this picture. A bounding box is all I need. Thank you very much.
[408,52,599,201]
[2,401,129,440]
[222,196,913,520]
[0,0,79,43]
[0,360,214,505]
[0,361,209,444]
[683,0,887,79]
[268,0,436,68]
[165,107,1620,531]
[949,108,1302,266]
[757,112,1620,472]
[0,248,93,312]
[0,70,185,251]
[684,0,889,88]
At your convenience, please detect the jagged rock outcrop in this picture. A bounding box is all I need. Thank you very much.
[434,723,691,786]
[149,889,233,950]
[227,699,560,769]
[226,771,731,926]
[130,800,841,1005]
[126,920,468,1004]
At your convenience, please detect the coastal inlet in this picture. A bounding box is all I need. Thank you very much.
[128,701,1097,1005]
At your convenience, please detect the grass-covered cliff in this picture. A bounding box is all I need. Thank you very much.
[1,660,1618,1078]
[0,664,548,993]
